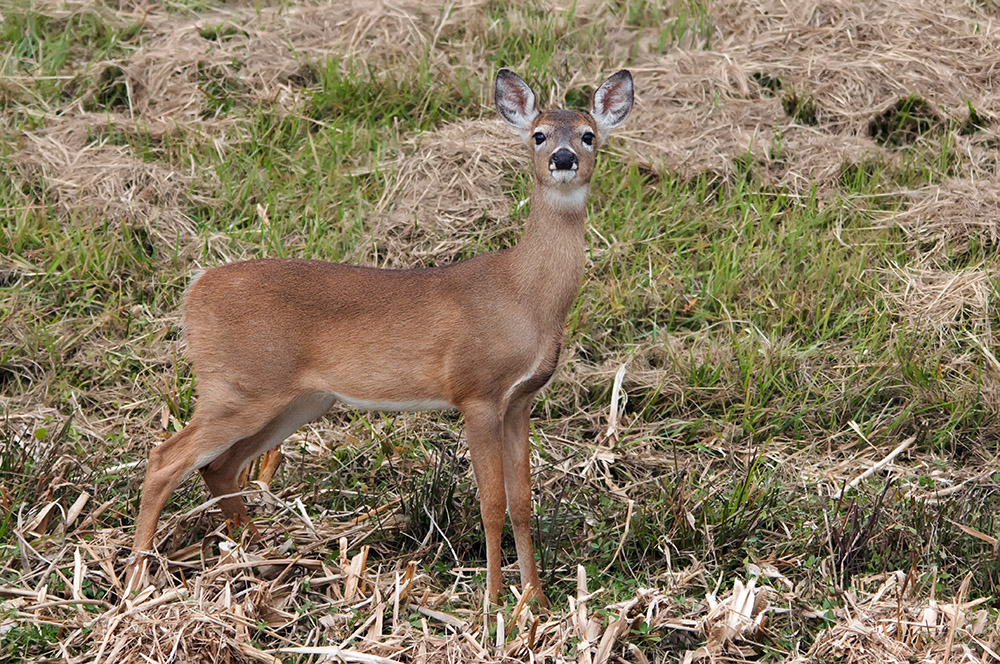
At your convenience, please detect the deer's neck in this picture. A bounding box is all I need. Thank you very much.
[508,184,589,326]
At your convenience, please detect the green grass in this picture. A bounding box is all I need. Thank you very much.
[308,58,477,131]
[2,1,999,662]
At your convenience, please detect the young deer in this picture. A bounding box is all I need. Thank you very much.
[126,69,633,606]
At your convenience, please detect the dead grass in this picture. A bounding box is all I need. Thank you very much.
[354,118,525,267]
[891,178,1000,255]
[801,572,999,664]
[3,0,1000,662]
[884,262,997,335]
[14,115,212,248]
[63,0,474,128]
[627,0,1000,192]
[4,510,996,663]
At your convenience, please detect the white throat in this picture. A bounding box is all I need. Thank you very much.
[542,185,588,211]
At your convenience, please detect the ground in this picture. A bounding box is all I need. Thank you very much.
[1,0,999,662]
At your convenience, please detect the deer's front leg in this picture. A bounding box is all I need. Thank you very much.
[462,402,507,606]
[503,396,548,608]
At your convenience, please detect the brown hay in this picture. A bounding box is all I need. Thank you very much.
[11,539,989,664]
[802,572,993,664]
[19,0,1000,198]
[3,521,709,664]
[883,262,996,334]
[100,1,476,129]
[355,118,525,267]
[628,0,1000,191]
[13,116,212,250]
[891,178,1000,255]
[623,54,777,183]
[717,0,1000,128]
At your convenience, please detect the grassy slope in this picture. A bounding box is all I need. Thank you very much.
[1,0,998,661]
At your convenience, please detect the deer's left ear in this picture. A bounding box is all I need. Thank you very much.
[591,70,633,142]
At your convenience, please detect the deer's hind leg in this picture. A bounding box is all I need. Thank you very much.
[198,392,336,535]
[127,399,279,592]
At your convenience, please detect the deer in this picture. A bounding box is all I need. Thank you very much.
[125,68,634,607]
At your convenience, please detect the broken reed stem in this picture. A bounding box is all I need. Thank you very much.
[832,435,916,499]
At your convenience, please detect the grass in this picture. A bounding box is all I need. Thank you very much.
[1,1,999,662]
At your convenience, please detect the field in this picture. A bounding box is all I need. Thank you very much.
[2,0,999,661]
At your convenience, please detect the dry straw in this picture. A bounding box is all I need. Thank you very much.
[884,262,996,334]
[627,0,1000,191]
[891,178,1000,255]
[356,118,526,267]
[15,117,211,247]
[4,0,1000,661]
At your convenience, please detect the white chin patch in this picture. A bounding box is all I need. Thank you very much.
[550,169,577,183]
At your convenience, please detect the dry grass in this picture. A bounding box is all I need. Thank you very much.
[891,178,1000,255]
[800,572,999,664]
[627,0,1000,191]
[884,262,996,334]
[14,116,212,248]
[356,118,525,267]
[3,0,1000,662]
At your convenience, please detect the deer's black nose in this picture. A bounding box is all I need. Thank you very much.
[549,148,578,171]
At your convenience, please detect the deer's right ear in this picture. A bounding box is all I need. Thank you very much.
[495,69,539,139]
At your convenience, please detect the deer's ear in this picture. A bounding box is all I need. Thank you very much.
[591,70,633,141]
[495,69,539,138]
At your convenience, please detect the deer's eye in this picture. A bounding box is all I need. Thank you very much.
[582,131,595,146]
[533,132,546,145]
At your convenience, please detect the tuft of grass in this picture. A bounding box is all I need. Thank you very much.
[0,620,61,661]
[450,0,604,92]
[197,22,247,42]
[869,94,942,147]
[958,99,990,134]
[90,64,129,111]
[752,71,783,95]
[197,61,244,118]
[308,58,476,132]
[613,0,714,49]
[1,4,141,101]
[782,90,818,125]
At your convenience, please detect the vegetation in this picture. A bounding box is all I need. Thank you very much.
[1,0,998,662]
